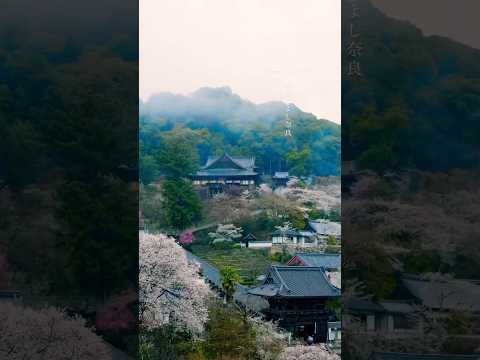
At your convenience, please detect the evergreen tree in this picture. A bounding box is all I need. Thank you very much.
[161,179,202,230]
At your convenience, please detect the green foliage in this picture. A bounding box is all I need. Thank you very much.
[155,127,200,179]
[343,2,480,173]
[286,148,312,177]
[444,311,473,335]
[140,89,340,177]
[140,326,203,360]
[161,179,202,230]
[202,303,257,360]
[326,298,342,319]
[403,250,449,274]
[220,266,242,301]
[139,184,164,230]
[54,176,137,297]
[287,208,306,230]
[326,235,338,246]
[191,245,270,281]
[269,247,293,264]
[140,155,159,185]
[0,118,44,191]
[308,208,340,222]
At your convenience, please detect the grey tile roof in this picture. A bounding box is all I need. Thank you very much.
[289,253,341,270]
[370,352,480,360]
[249,266,340,298]
[195,169,258,177]
[272,229,301,236]
[379,300,415,314]
[203,153,255,170]
[344,297,385,313]
[402,276,480,312]
[308,220,341,236]
[186,251,222,289]
[233,285,270,312]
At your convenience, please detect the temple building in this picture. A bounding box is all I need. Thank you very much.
[248,266,340,342]
[287,253,341,271]
[191,153,259,193]
[272,171,289,188]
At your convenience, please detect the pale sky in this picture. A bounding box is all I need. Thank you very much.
[140,0,341,123]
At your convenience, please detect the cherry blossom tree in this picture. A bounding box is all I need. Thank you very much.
[0,302,112,360]
[178,230,194,247]
[279,344,340,360]
[247,317,288,360]
[139,232,210,335]
[208,224,242,244]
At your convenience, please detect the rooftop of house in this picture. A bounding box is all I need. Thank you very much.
[402,275,480,312]
[271,229,315,237]
[240,233,257,242]
[308,219,341,236]
[248,266,340,298]
[287,252,341,270]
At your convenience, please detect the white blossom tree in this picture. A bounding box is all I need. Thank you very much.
[247,317,288,360]
[208,224,242,244]
[275,221,293,244]
[279,344,340,360]
[139,232,210,335]
[0,303,112,360]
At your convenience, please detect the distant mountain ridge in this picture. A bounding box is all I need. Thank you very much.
[140,86,337,129]
[140,87,341,177]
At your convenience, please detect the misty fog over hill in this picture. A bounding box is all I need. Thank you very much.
[140,87,340,177]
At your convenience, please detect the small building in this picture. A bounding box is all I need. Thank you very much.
[248,266,340,342]
[401,275,480,313]
[272,172,289,188]
[191,153,259,195]
[239,233,272,249]
[271,229,319,247]
[287,252,341,271]
[343,297,417,333]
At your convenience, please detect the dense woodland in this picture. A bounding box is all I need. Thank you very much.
[342,1,480,357]
[140,87,341,184]
[343,0,480,173]
[0,4,138,355]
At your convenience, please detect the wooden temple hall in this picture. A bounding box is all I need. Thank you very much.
[248,266,340,343]
[191,153,259,190]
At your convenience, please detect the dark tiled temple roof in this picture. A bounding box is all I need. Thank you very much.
[249,266,340,298]
[370,352,480,360]
[288,253,341,270]
[402,276,480,312]
[194,153,258,178]
[203,153,255,170]
[195,169,258,176]
[344,297,385,313]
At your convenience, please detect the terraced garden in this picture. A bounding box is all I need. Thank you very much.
[190,245,272,284]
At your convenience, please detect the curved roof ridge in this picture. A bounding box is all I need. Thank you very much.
[320,267,341,292]
[271,266,291,293]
